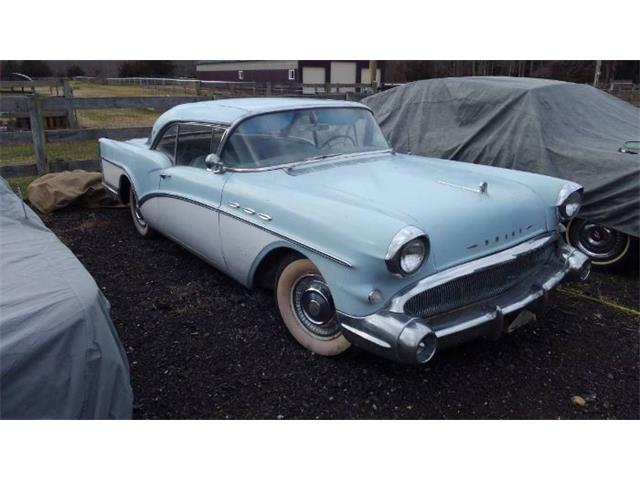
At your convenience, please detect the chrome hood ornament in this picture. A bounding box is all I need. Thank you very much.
[438,180,489,194]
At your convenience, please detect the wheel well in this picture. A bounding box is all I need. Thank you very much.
[119,176,131,205]
[252,247,304,289]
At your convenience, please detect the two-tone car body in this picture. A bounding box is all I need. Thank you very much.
[99,97,590,364]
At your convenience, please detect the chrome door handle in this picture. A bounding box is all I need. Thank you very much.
[160,173,171,179]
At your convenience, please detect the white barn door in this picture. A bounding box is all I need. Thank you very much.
[302,67,325,94]
[330,62,356,92]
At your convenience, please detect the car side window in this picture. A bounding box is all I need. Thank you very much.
[156,124,178,161]
[175,123,221,169]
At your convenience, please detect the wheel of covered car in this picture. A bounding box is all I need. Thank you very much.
[129,188,155,238]
[275,256,351,356]
[566,219,630,268]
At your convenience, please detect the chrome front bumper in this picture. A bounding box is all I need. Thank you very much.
[337,234,590,364]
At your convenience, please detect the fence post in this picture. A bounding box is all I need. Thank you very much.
[63,79,78,129]
[30,95,49,175]
[266,82,272,96]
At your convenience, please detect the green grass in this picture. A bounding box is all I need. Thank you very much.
[6,175,38,194]
[0,140,97,166]
[77,108,159,128]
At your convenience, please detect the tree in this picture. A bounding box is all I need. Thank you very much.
[18,60,53,78]
[66,64,85,77]
[118,60,175,78]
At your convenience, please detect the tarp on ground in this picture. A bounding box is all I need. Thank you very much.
[363,77,640,237]
[27,170,115,214]
[0,177,132,419]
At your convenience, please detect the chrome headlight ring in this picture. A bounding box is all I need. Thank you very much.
[557,183,583,221]
[385,226,429,277]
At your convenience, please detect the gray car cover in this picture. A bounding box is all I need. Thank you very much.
[0,177,132,419]
[363,77,640,237]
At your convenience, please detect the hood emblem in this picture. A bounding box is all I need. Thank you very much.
[438,180,489,194]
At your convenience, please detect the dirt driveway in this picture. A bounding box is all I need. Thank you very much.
[44,208,639,419]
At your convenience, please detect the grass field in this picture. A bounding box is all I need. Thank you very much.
[1,80,164,175]
[0,141,98,166]
[6,175,38,193]
[26,80,199,98]
[77,108,159,128]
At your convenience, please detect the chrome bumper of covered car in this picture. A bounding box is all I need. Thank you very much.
[337,234,590,364]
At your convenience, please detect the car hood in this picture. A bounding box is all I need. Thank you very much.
[278,152,550,270]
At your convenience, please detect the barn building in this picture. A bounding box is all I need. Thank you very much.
[196,61,383,92]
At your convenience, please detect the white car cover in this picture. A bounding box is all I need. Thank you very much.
[0,177,132,419]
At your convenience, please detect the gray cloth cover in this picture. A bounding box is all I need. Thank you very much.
[0,177,132,419]
[363,77,640,237]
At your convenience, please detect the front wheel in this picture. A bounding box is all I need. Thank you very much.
[566,219,632,269]
[274,255,351,356]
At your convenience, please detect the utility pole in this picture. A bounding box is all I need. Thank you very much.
[593,60,602,87]
[368,60,378,92]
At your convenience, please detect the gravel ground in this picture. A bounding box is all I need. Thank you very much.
[43,207,639,419]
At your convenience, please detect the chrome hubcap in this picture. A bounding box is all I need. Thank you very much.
[576,222,627,260]
[291,274,339,337]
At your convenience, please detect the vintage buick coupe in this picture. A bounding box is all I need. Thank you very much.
[99,98,590,364]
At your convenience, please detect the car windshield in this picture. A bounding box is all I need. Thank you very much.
[221,107,390,169]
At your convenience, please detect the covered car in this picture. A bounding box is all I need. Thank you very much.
[0,177,132,419]
[363,77,640,268]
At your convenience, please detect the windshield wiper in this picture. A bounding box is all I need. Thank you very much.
[303,152,346,162]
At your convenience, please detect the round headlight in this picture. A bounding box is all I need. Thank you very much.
[399,238,426,274]
[385,226,429,277]
[559,190,582,221]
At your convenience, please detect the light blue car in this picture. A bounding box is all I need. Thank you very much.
[99,98,590,364]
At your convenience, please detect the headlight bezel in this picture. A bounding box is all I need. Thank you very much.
[557,183,583,221]
[385,226,429,277]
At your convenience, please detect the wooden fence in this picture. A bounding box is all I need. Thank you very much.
[0,79,374,178]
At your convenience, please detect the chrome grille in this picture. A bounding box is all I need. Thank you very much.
[404,243,556,318]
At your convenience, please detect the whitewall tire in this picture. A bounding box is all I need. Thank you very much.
[275,256,351,356]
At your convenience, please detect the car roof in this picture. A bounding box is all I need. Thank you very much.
[149,97,369,142]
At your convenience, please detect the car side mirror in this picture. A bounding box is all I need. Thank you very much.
[205,153,225,174]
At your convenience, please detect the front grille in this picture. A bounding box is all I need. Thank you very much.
[404,242,556,318]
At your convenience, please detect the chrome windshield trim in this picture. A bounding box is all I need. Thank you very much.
[138,192,353,268]
[387,233,558,313]
[217,104,387,173]
[224,149,394,173]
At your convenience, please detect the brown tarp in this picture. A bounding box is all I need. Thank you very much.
[26,170,119,213]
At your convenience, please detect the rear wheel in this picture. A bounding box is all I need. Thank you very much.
[274,255,350,356]
[566,219,632,269]
[129,187,156,238]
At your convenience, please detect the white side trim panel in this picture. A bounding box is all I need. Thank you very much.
[219,214,279,286]
[148,196,226,271]
[102,160,124,191]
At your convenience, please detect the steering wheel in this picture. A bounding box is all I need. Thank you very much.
[319,135,356,149]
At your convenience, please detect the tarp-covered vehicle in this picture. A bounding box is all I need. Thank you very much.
[0,177,132,419]
[363,77,640,268]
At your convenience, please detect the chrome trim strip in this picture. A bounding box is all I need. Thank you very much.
[257,213,272,221]
[387,233,557,313]
[102,182,119,196]
[242,207,255,215]
[138,192,353,268]
[228,202,240,208]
